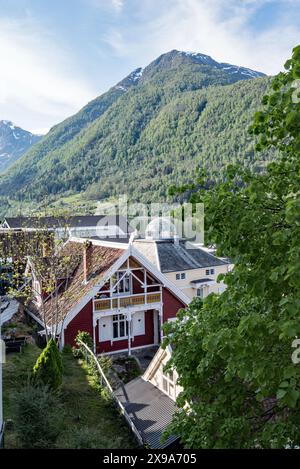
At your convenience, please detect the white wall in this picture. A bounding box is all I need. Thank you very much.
[164,264,230,300]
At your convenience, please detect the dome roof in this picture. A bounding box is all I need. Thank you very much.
[145,217,177,240]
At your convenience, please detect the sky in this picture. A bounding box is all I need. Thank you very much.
[0,0,299,134]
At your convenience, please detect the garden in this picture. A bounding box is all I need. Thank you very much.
[3,337,138,448]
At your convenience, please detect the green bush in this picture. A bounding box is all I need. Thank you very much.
[73,330,93,358]
[13,384,64,448]
[49,338,63,374]
[75,330,93,349]
[66,425,128,449]
[32,338,62,389]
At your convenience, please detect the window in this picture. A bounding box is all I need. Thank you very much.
[197,287,204,298]
[205,269,210,276]
[176,272,186,280]
[210,269,215,275]
[112,314,128,339]
[112,272,131,295]
[162,369,175,399]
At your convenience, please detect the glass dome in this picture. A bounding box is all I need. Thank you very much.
[145,217,177,240]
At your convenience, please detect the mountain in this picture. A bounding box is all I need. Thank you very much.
[0,121,42,174]
[0,50,271,214]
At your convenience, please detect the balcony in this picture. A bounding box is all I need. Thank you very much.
[93,292,161,313]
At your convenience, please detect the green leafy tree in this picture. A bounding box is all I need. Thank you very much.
[33,338,62,389]
[164,45,300,448]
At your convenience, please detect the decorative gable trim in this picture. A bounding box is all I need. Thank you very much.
[58,241,190,331]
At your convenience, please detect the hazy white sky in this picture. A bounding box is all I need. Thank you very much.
[0,0,299,134]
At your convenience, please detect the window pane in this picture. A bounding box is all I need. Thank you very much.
[124,275,130,292]
[120,321,125,337]
[113,322,119,338]
[162,378,168,392]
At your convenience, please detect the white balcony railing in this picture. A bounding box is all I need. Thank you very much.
[93,292,161,312]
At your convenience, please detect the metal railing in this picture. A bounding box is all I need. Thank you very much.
[77,339,144,446]
[94,292,161,312]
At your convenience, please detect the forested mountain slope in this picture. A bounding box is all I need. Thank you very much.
[0,50,272,212]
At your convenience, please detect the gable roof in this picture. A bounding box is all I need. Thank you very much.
[27,238,190,331]
[28,241,125,327]
[134,239,228,273]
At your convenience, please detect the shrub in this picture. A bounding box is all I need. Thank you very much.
[32,338,62,389]
[13,384,64,448]
[98,355,112,374]
[49,338,63,374]
[73,331,93,358]
[66,425,128,449]
[75,330,93,349]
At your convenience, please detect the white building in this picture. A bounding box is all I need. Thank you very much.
[133,219,231,300]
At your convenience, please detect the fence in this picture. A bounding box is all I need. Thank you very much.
[77,339,144,446]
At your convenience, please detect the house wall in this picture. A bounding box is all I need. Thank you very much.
[95,309,155,354]
[162,288,185,323]
[63,257,187,353]
[143,347,183,402]
[165,264,229,300]
[64,300,93,346]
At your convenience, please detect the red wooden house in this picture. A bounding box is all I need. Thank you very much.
[25,238,190,354]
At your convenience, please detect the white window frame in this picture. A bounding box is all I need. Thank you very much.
[112,271,132,296]
[196,287,204,298]
[176,272,186,280]
[112,314,128,341]
[161,368,175,399]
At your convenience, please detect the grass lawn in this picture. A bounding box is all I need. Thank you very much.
[3,343,138,448]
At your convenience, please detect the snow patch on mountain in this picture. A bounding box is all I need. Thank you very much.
[0,120,42,173]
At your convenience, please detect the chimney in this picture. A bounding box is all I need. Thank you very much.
[83,240,93,284]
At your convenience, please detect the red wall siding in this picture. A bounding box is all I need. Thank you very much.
[96,309,154,354]
[64,300,93,347]
[162,288,185,322]
[63,284,186,353]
